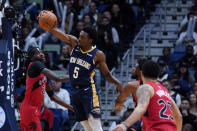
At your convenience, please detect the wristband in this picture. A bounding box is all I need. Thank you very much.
[121,122,129,129]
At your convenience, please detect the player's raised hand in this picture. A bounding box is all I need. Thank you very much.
[37,10,47,21]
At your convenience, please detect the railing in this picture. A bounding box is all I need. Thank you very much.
[103,0,169,121]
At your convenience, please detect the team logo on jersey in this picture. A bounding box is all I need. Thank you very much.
[0,106,6,128]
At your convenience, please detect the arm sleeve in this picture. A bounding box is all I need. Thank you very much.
[28,61,46,78]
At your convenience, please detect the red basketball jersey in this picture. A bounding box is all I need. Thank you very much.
[21,62,47,113]
[141,81,177,131]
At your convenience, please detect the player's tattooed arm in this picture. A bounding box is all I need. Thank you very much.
[42,68,70,82]
[95,51,122,93]
[123,84,152,128]
[49,28,77,51]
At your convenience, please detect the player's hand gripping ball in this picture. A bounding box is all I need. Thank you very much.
[38,10,57,30]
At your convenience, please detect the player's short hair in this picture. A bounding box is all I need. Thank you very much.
[83,26,97,41]
[142,60,160,79]
[137,58,147,70]
[27,46,40,58]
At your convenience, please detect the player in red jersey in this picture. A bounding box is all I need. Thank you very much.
[115,59,147,112]
[113,60,182,131]
[20,46,73,131]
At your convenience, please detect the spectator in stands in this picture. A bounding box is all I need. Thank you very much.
[170,73,180,89]
[109,108,142,131]
[178,45,197,84]
[182,123,194,131]
[44,80,71,131]
[97,16,119,69]
[175,62,192,96]
[63,0,75,14]
[157,47,174,70]
[70,20,85,38]
[131,0,146,28]
[162,79,181,107]
[87,1,100,26]
[157,61,169,82]
[120,108,141,131]
[177,17,197,45]
[178,45,197,69]
[96,0,109,13]
[103,10,112,21]
[55,44,70,71]
[189,93,197,117]
[111,4,124,36]
[180,5,197,33]
[177,5,197,45]
[73,0,86,19]
[82,14,95,28]
[111,3,134,44]
[180,98,196,128]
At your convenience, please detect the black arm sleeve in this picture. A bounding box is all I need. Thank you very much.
[28,61,46,78]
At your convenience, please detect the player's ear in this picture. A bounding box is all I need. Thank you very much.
[89,38,93,44]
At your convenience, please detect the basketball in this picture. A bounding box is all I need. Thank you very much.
[38,10,57,30]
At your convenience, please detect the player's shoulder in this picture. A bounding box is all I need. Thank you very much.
[95,49,103,55]
[138,84,154,97]
[127,81,140,88]
[139,83,154,90]
[94,50,105,60]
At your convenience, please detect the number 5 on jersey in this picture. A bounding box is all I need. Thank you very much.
[73,67,80,78]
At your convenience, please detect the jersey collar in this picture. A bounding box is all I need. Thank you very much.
[80,46,96,54]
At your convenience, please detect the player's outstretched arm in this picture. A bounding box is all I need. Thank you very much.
[49,28,78,51]
[41,68,69,82]
[113,84,152,131]
[95,50,122,92]
[115,82,139,114]
[170,97,182,131]
[45,83,74,112]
